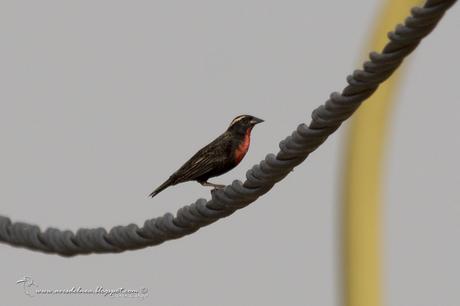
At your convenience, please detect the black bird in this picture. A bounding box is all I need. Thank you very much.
[149,115,264,198]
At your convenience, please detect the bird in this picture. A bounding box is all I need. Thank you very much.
[149,115,264,198]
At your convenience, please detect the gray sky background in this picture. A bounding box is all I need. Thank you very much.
[0,1,459,305]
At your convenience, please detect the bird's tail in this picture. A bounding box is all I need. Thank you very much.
[149,177,175,198]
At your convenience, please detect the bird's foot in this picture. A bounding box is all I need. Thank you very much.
[200,181,225,189]
[210,186,226,197]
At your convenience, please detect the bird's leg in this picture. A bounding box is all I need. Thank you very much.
[200,181,225,189]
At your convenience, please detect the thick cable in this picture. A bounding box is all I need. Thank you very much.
[0,0,456,256]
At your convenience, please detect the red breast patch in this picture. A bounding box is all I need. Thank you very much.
[234,130,251,164]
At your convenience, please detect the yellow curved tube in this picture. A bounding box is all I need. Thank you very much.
[342,1,422,306]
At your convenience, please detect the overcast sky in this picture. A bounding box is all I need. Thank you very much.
[1,1,459,305]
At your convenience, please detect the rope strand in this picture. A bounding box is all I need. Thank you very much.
[0,0,456,256]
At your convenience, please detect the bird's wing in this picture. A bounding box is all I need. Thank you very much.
[173,152,225,183]
[171,134,230,183]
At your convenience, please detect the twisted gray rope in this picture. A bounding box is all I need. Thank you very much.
[0,0,456,256]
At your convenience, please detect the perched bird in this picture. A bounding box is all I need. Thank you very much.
[149,115,264,198]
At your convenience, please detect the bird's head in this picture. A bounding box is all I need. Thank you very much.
[226,115,264,135]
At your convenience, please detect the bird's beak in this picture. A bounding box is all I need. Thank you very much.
[250,117,264,125]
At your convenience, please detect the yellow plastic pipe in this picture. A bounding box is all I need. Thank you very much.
[342,1,422,306]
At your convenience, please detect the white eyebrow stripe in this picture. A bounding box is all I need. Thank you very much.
[230,115,246,126]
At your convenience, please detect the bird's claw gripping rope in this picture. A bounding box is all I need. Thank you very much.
[0,0,457,256]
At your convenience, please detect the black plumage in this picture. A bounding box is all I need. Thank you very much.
[149,115,264,198]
